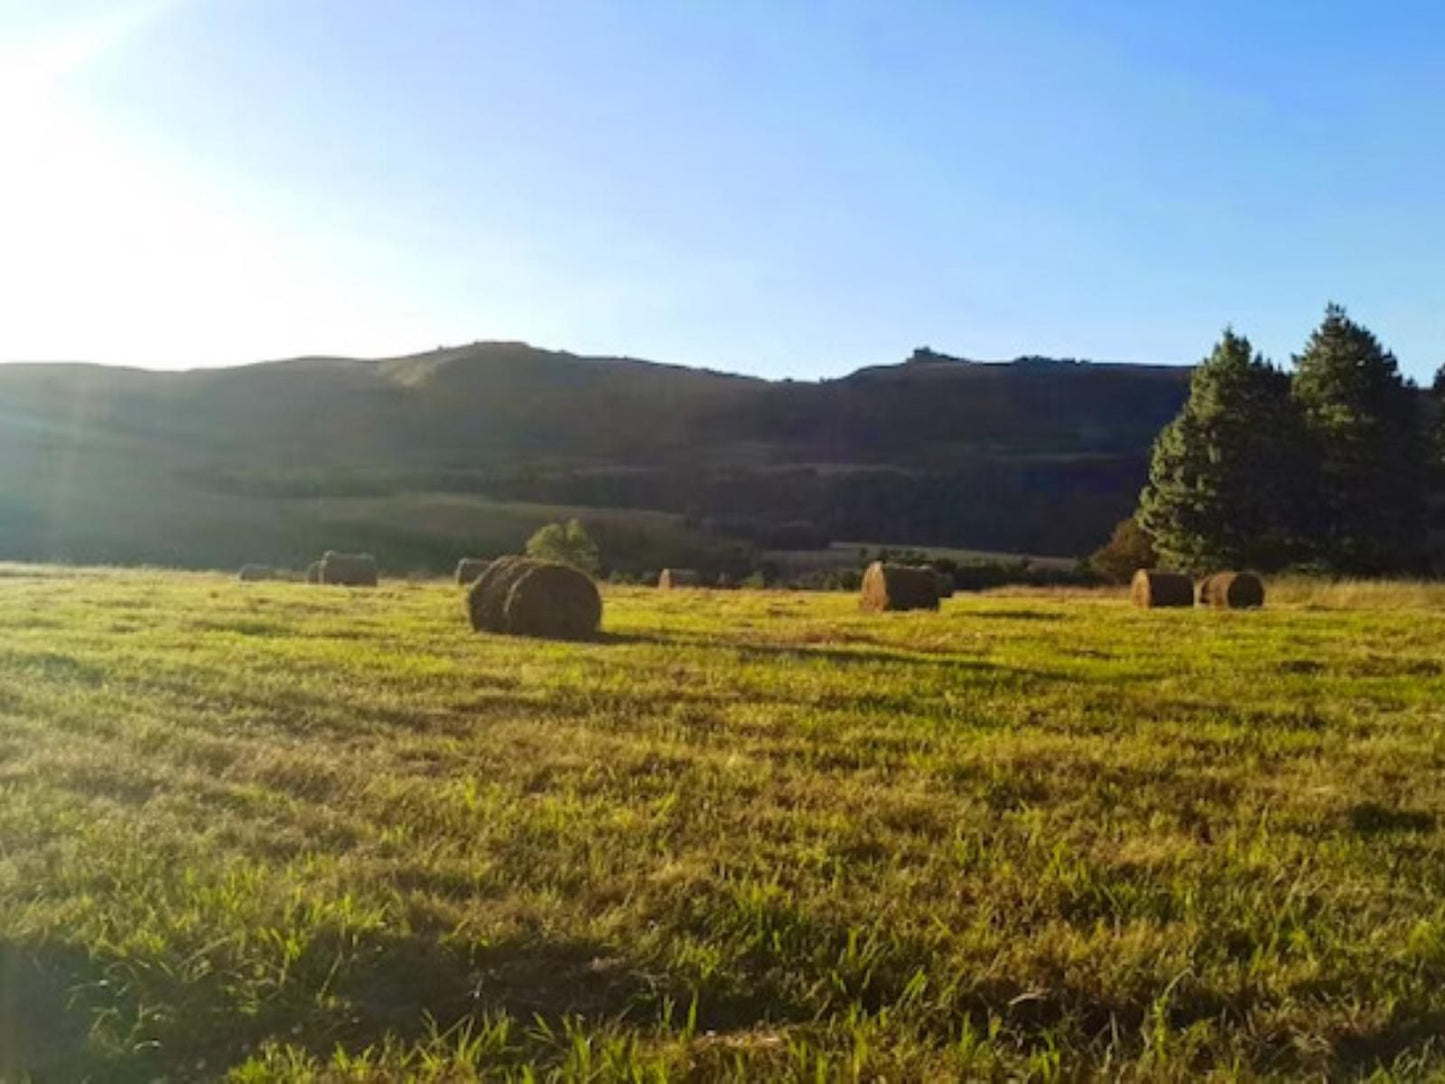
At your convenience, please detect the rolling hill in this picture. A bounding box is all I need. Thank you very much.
[0,343,1192,570]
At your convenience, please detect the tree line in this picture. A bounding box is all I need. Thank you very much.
[1115,304,1439,577]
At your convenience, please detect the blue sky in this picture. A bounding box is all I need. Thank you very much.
[2,0,1441,380]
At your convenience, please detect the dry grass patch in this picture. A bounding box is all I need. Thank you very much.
[0,571,1444,1079]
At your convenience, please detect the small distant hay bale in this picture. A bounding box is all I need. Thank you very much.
[455,557,490,586]
[933,570,955,599]
[504,563,603,640]
[467,556,537,632]
[658,568,701,589]
[238,564,275,582]
[1197,571,1265,609]
[305,560,322,584]
[319,550,378,587]
[1130,569,1193,608]
[859,561,939,613]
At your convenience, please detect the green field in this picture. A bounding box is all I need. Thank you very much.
[4,569,1445,1080]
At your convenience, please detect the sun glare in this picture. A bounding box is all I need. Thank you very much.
[0,0,435,367]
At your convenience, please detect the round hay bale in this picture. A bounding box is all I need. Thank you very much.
[305,560,322,585]
[859,561,939,613]
[503,562,602,640]
[1197,571,1265,609]
[319,550,378,587]
[466,556,539,632]
[455,557,489,587]
[658,568,700,589]
[933,569,955,599]
[238,564,275,582]
[1130,569,1193,608]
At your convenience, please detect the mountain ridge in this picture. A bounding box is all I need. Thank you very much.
[0,338,1187,383]
[0,341,1195,568]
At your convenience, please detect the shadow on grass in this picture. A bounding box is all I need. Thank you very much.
[1332,1010,1445,1077]
[960,608,1068,622]
[722,638,1080,683]
[0,926,753,1082]
[1348,802,1436,835]
[8,918,1437,1079]
[0,941,98,1081]
[116,627,1129,747]
[556,628,1078,691]
[594,629,679,647]
[731,640,1004,671]
[332,929,661,1035]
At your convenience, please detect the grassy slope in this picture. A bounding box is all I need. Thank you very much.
[0,420,720,573]
[0,363,735,574]
[3,570,1445,1080]
[0,347,1191,560]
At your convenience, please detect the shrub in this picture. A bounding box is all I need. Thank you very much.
[782,568,863,592]
[525,519,600,575]
[1089,518,1157,585]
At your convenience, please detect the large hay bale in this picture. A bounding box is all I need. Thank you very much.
[455,557,490,586]
[1197,571,1265,609]
[305,561,322,585]
[933,569,955,599]
[658,568,700,589]
[319,550,378,587]
[1130,569,1193,608]
[467,556,538,632]
[238,564,275,582]
[859,561,939,613]
[503,563,603,640]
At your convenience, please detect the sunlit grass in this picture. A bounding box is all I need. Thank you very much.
[1266,574,1445,611]
[3,567,1445,1079]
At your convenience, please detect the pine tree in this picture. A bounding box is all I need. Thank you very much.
[1138,329,1302,572]
[1428,364,1445,570]
[1430,363,1445,470]
[1291,304,1424,573]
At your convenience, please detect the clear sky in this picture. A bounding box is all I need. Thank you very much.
[2,1,1441,380]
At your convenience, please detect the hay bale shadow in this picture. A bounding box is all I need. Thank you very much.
[1348,802,1436,835]
[965,608,1065,622]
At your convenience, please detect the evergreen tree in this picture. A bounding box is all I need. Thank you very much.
[1291,304,1424,573]
[1138,329,1302,572]
[1428,364,1445,570]
[1430,362,1445,470]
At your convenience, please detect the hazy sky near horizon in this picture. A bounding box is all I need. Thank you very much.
[2,1,1441,380]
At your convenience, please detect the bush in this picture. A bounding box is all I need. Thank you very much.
[873,547,933,566]
[952,559,1098,591]
[525,519,600,575]
[1088,518,1157,585]
[782,568,863,592]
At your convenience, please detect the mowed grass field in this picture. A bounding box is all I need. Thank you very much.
[4,569,1445,1080]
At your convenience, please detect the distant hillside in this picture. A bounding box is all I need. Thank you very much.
[0,342,1192,569]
